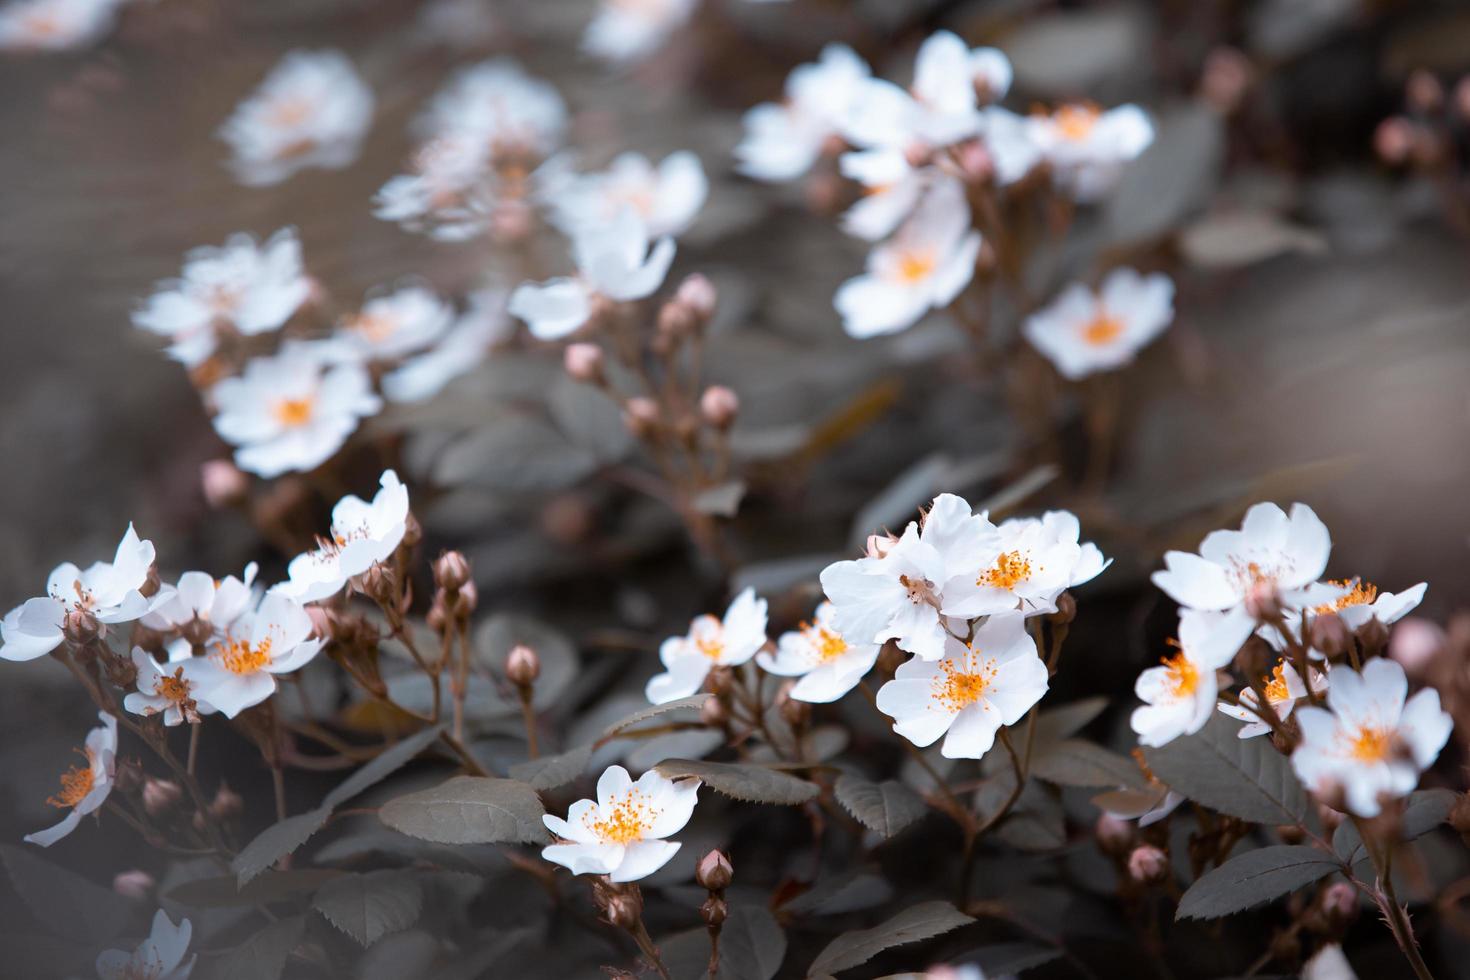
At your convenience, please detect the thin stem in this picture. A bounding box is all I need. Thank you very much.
[187,723,201,777]
[630,918,672,980]
[1358,818,1436,980]
[518,690,540,759]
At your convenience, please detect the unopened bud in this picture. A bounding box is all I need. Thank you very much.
[113,870,155,899]
[1127,844,1169,885]
[657,298,699,340]
[1309,612,1350,660]
[699,695,728,728]
[903,141,932,169]
[506,644,540,687]
[703,666,733,697]
[604,891,642,930]
[955,140,995,184]
[1244,579,1282,622]
[210,782,244,820]
[1200,46,1252,114]
[1049,592,1077,625]
[1374,117,1415,165]
[63,607,101,646]
[181,616,214,649]
[1355,617,1390,658]
[699,386,739,430]
[701,895,729,928]
[696,849,733,891]
[623,397,660,438]
[357,563,395,604]
[1390,618,1445,679]
[675,273,718,323]
[142,779,183,816]
[1095,812,1134,856]
[1276,823,1305,845]
[563,343,605,384]
[1406,69,1444,114]
[201,459,249,509]
[401,512,422,549]
[434,551,472,592]
[139,566,162,600]
[1321,881,1358,927]
[451,580,478,618]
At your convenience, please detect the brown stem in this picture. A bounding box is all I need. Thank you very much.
[1358,818,1436,980]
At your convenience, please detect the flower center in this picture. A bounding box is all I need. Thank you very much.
[1262,661,1291,703]
[47,749,95,809]
[158,669,193,703]
[348,313,400,343]
[1347,726,1391,762]
[1082,313,1124,346]
[214,637,273,675]
[933,652,996,711]
[21,13,60,38]
[802,623,849,664]
[1162,650,1198,698]
[1230,560,1279,592]
[585,791,659,845]
[978,550,1033,591]
[268,97,313,129]
[893,248,937,285]
[273,397,315,428]
[1054,103,1100,141]
[691,616,725,660]
[1315,579,1379,614]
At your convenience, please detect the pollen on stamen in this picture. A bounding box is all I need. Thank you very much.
[273,397,315,428]
[801,621,849,664]
[931,650,996,712]
[158,669,193,703]
[1081,313,1124,346]
[215,637,273,675]
[1346,726,1391,762]
[1160,650,1198,697]
[46,748,95,810]
[584,789,661,845]
[978,551,1033,590]
[1315,578,1379,614]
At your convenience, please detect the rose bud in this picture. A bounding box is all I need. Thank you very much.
[113,870,155,899]
[699,386,739,431]
[563,342,605,385]
[506,644,541,687]
[434,550,472,592]
[142,778,183,816]
[1127,844,1169,885]
[200,459,249,509]
[696,849,733,892]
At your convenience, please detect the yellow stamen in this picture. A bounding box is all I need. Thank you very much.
[273,397,315,428]
[893,249,937,285]
[158,669,193,703]
[584,790,660,845]
[214,637,272,675]
[1054,103,1101,141]
[47,749,95,810]
[268,97,312,128]
[1347,726,1391,762]
[801,622,849,664]
[1262,660,1292,703]
[933,652,996,711]
[978,551,1034,591]
[1162,650,1198,698]
[692,617,724,661]
[347,313,400,343]
[1315,579,1379,614]
[1081,314,1124,346]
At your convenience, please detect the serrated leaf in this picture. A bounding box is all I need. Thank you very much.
[1332,788,1458,866]
[196,915,304,980]
[1091,786,1170,819]
[1032,697,1110,746]
[1142,714,1307,826]
[806,901,973,977]
[379,776,549,844]
[1176,845,1339,920]
[231,808,331,886]
[654,759,819,805]
[781,872,894,916]
[834,774,927,838]
[660,905,787,980]
[547,376,634,463]
[1031,739,1150,790]
[313,870,423,947]
[324,724,448,810]
[0,845,133,944]
[509,744,593,790]
[601,695,713,739]
[168,869,339,909]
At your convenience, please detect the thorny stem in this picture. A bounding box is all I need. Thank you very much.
[857,680,970,829]
[962,728,1028,908]
[1357,819,1436,980]
[630,917,672,980]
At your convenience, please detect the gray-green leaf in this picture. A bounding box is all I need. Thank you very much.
[509,744,593,790]
[379,776,549,844]
[196,916,304,980]
[0,844,133,944]
[1332,788,1458,866]
[834,774,927,838]
[231,808,331,886]
[324,724,448,810]
[601,695,713,739]
[313,870,423,947]
[1176,845,1340,920]
[654,759,819,805]
[807,901,973,977]
[1031,739,1150,790]
[1143,714,1307,825]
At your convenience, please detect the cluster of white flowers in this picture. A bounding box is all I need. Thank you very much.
[1133,501,1447,817]
[0,0,130,51]
[2,471,411,846]
[735,33,1162,350]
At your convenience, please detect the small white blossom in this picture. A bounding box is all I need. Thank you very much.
[273,470,410,604]
[26,711,116,847]
[132,229,312,369]
[941,510,1110,620]
[838,148,925,242]
[210,341,381,478]
[969,47,1012,102]
[186,593,324,718]
[96,909,195,980]
[582,0,697,64]
[421,59,566,160]
[219,50,375,187]
[547,151,707,239]
[329,286,455,362]
[1301,944,1357,980]
[2,524,162,662]
[875,614,1047,759]
[141,563,258,636]
[374,134,499,241]
[976,107,1043,185]
[382,290,509,403]
[1291,658,1451,817]
[1312,579,1427,632]
[1217,657,1328,738]
[1130,610,1241,748]
[542,765,700,882]
[834,177,981,338]
[1023,268,1175,380]
[0,0,119,51]
[1025,103,1153,202]
[735,44,870,182]
[646,588,768,704]
[842,31,993,152]
[509,210,675,341]
[756,601,880,703]
[124,647,218,727]
[1152,502,1334,657]
[821,493,992,662]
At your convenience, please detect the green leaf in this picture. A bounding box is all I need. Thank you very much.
[660,905,787,980]
[379,776,549,844]
[1332,788,1458,866]
[231,808,331,886]
[324,724,448,810]
[1032,697,1110,746]
[313,870,423,947]
[780,872,894,917]
[509,744,593,790]
[196,915,304,980]
[168,869,339,908]
[601,695,713,739]
[1142,714,1308,825]
[806,901,973,977]
[1176,845,1340,920]
[654,759,819,805]
[834,774,927,838]
[1031,739,1150,790]
[0,844,134,944]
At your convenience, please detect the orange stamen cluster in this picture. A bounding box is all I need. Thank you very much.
[347,313,399,343]
[1161,650,1198,698]
[47,749,95,810]
[1348,726,1391,762]
[585,790,660,845]
[894,249,937,285]
[692,617,725,660]
[978,551,1033,591]
[1081,314,1124,346]
[1315,579,1379,614]
[1054,103,1101,141]
[932,651,996,711]
[801,622,849,664]
[215,637,272,675]
[1262,660,1292,703]
[273,397,315,428]
[157,669,193,703]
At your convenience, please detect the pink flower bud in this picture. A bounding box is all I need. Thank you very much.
[1244,578,1282,622]
[1407,69,1444,114]
[563,343,605,384]
[696,849,733,891]
[63,608,101,646]
[1127,844,1169,885]
[210,782,243,819]
[506,644,540,687]
[865,533,898,560]
[142,779,183,816]
[434,551,472,592]
[1094,812,1134,856]
[1200,46,1252,114]
[699,386,739,430]
[1375,117,1415,165]
[113,870,155,899]
[200,459,249,509]
[623,397,661,438]
[1390,617,1445,678]
[674,273,718,322]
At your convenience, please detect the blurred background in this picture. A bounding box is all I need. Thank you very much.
[2,0,1470,972]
